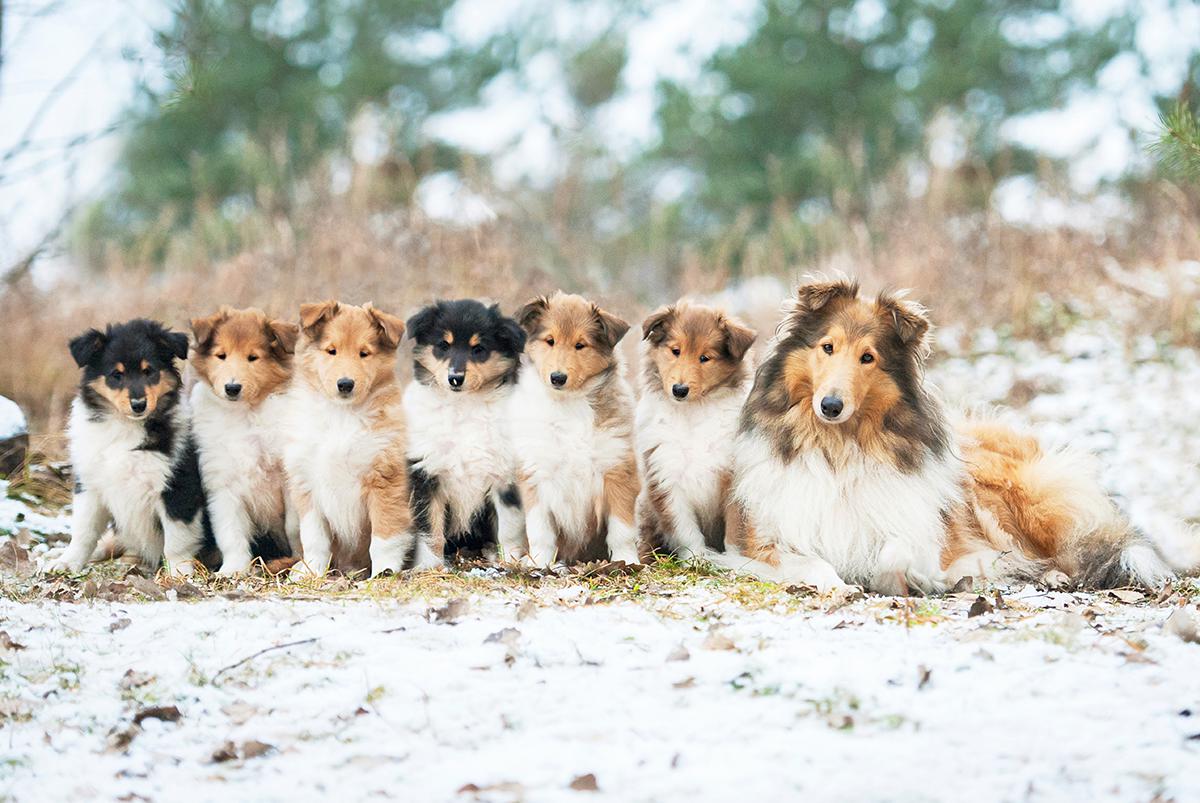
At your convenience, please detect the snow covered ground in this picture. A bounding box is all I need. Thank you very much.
[1,322,1199,802]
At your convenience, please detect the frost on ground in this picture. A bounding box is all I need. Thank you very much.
[1,322,1199,802]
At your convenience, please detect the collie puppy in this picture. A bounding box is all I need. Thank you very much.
[508,292,641,566]
[190,307,300,575]
[727,279,1174,594]
[278,300,422,577]
[403,299,527,561]
[49,320,208,575]
[635,301,756,558]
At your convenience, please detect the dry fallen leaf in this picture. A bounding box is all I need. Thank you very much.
[211,741,239,763]
[430,598,468,624]
[968,596,994,618]
[221,701,260,725]
[917,665,932,690]
[127,576,166,601]
[109,617,132,633]
[118,670,154,691]
[484,628,521,648]
[949,575,974,593]
[702,631,736,651]
[133,705,181,725]
[515,599,538,621]
[568,773,599,792]
[0,631,26,651]
[1164,608,1200,644]
[240,740,274,759]
[106,725,140,753]
[0,541,33,577]
[1109,589,1145,605]
[672,677,695,689]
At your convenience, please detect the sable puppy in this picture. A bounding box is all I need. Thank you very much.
[635,301,756,558]
[508,291,640,566]
[278,300,424,577]
[49,320,208,575]
[190,306,300,574]
[403,299,527,561]
[726,278,1176,594]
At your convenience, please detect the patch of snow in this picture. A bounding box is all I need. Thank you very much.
[0,396,27,440]
[0,593,1197,801]
[0,481,67,537]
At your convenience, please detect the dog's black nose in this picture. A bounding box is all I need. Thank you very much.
[448,372,465,389]
[672,383,689,399]
[820,396,843,419]
[337,377,355,395]
[130,398,147,414]
[224,382,242,399]
[550,371,568,388]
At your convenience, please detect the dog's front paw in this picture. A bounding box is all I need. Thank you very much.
[609,548,641,566]
[44,553,87,574]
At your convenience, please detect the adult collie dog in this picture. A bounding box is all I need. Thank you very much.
[403,299,527,561]
[508,292,641,566]
[726,279,1175,594]
[49,320,208,575]
[190,306,299,574]
[635,301,756,558]
[278,300,423,577]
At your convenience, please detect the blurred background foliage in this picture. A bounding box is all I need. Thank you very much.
[74,0,1197,274]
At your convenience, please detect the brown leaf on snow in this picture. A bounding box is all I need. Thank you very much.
[484,628,521,648]
[222,701,261,725]
[0,631,26,651]
[211,742,239,763]
[515,599,538,621]
[702,631,736,651]
[458,781,525,796]
[241,740,274,759]
[672,677,695,689]
[109,617,132,633]
[1164,608,1200,644]
[568,773,599,792]
[917,665,932,690]
[949,575,974,593]
[968,596,994,618]
[0,540,33,577]
[132,705,181,725]
[106,725,140,753]
[430,598,468,624]
[1109,589,1145,605]
[118,669,154,691]
[571,560,638,578]
[211,740,274,763]
[127,576,166,601]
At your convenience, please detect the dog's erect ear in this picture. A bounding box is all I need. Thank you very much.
[269,320,300,355]
[641,305,675,344]
[593,305,630,349]
[158,329,190,362]
[795,279,859,313]
[365,304,405,349]
[877,293,931,352]
[190,308,228,351]
[490,305,527,354]
[721,316,757,362]
[299,300,339,335]
[405,305,439,342]
[516,296,549,335]
[68,328,107,368]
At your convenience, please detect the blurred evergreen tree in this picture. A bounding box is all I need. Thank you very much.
[103,0,512,242]
[654,0,1139,221]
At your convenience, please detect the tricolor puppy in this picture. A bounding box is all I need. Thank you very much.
[726,279,1175,594]
[508,292,641,566]
[635,301,756,558]
[403,299,527,561]
[278,300,423,577]
[49,320,208,575]
[190,306,300,575]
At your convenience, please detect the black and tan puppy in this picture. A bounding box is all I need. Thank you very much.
[49,320,209,575]
[403,299,527,561]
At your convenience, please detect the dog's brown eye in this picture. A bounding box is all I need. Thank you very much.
[327,347,337,356]
[247,354,258,362]
[546,337,555,347]
[217,353,226,361]
[699,355,710,363]
[822,343,834,355]
[671,347,680,357]
[574,342,585,351]
[359,349,369,358]
[110,370,123,381]
[860,353,874,364]
[142,366,152,376]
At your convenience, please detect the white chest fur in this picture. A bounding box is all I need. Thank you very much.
[69,398,173,535]
[404,382,517,531]
[508,377,630,539]
[278,386,388,541]
[190,384,288,531]
[636,387,744,528]
[733,430,964,589]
